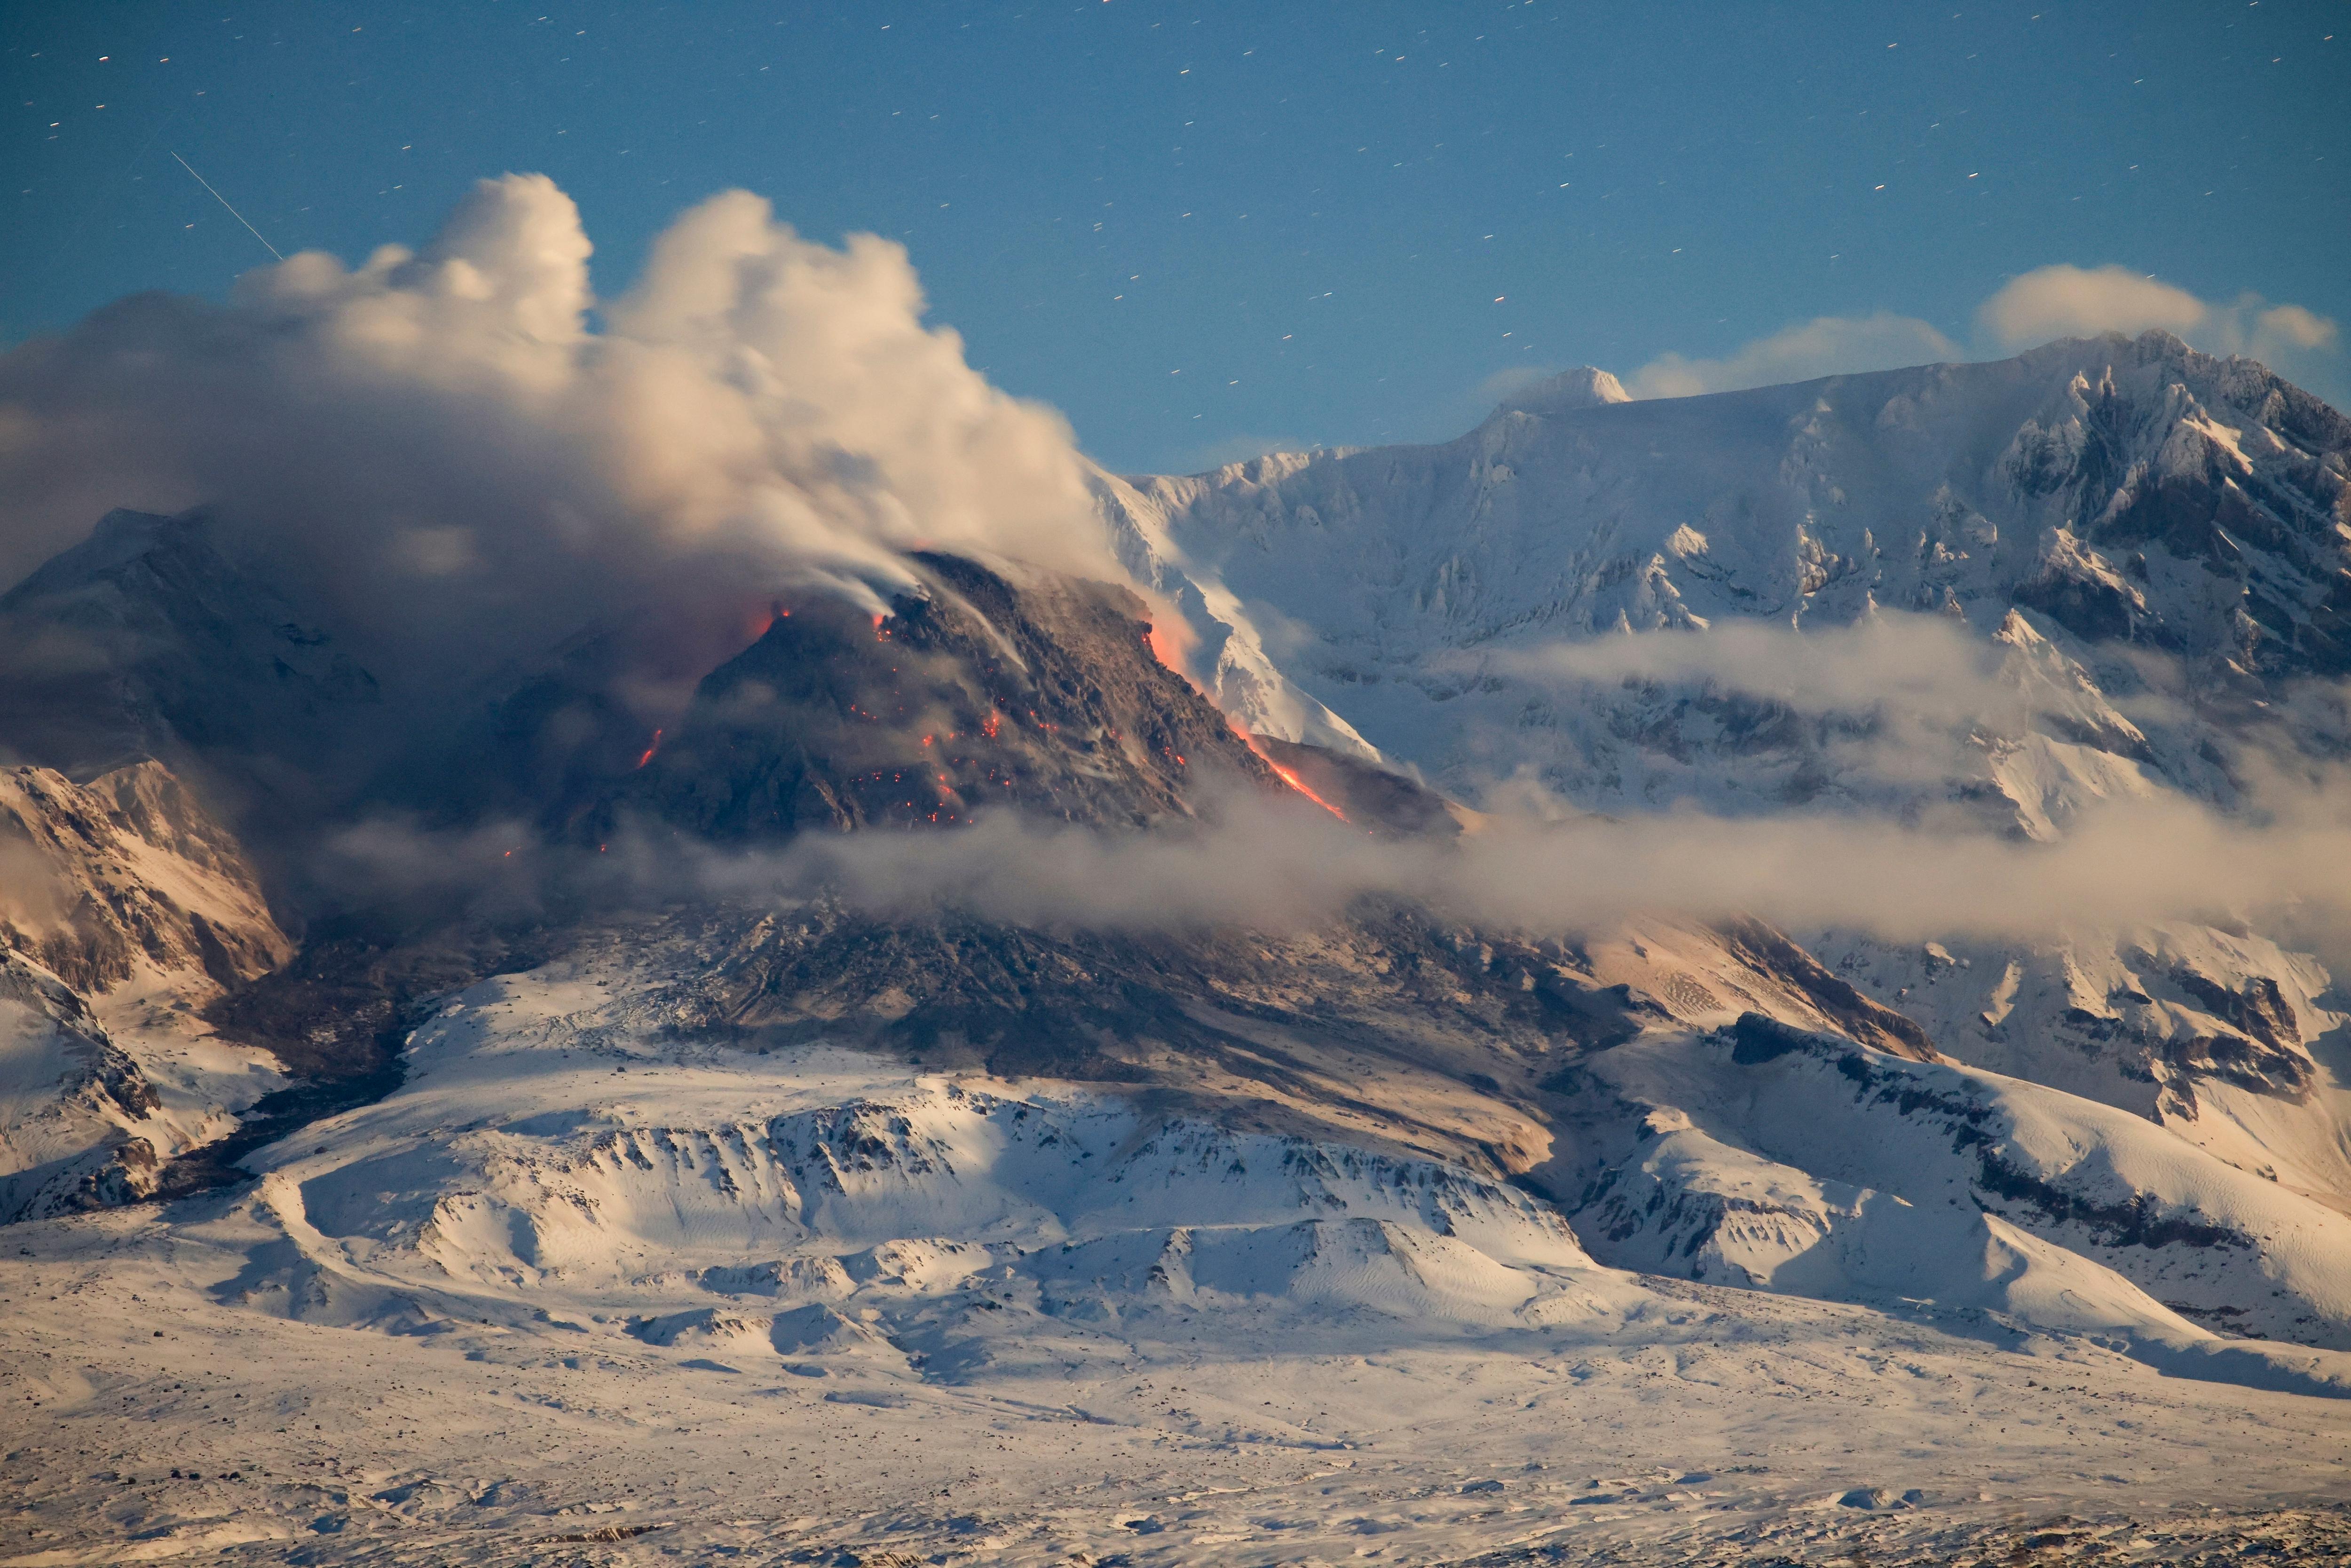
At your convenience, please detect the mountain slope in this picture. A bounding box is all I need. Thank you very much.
[635,552,1283,839]
[0,509,383,813]
[1111,332,2350,820]
[1124,332,2349,741]
[5,341,2351,1563]
[0,762,291,1219]
[1118,330,2351,1158]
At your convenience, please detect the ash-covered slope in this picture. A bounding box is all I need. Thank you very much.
[634,552,1281,839]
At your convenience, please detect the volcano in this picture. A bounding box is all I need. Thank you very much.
[6,334,2351,1565]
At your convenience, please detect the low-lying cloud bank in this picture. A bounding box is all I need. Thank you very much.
[1483,611,2006,724]
[1622,263,2339,399]
[0,175,1122,688]
[786,787,2351,949]
[312,761,2351,960]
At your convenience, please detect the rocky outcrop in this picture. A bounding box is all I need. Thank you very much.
[635,553,1285,839]
[0,762,290,994]
[0,761,292,1221]
[1713,921,1942,1063]
[0,948,166,1219]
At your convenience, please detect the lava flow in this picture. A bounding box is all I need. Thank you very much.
[1231,724,1348,821]
[633,728,663,770]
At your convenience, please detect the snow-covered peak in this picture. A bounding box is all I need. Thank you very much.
[1128,332,2349,804]
[1491,365,1633,418]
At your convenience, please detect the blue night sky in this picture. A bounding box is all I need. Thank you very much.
[6,1,2345,473]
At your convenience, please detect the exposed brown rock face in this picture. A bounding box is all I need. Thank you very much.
[1713,918,1942,1063]
[636,553,1282,840]
[0,761,291,995]
[0,761,296,1220]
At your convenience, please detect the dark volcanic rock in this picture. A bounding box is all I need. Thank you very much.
[1715,918,1942,1062]
[1248,734,1462,838]
[658,899,1655,1174]
[2009,336,2351,677]
[633,553,1282,839]
[389,625,663,837]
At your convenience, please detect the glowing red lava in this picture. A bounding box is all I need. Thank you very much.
[1231,723,1347,821]
[633,728,663,770]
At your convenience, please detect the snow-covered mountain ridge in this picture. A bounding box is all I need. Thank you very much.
[1112,329,2351,1180]
[7,332,2351,1562]
[1118,331,2348,749]
[0,762,289,1221]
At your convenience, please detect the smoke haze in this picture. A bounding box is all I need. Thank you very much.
[0,176,1123,690]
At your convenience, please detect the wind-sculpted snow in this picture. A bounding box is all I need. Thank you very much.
[265,987,1600,1335]
[193,953,2351,1408]
[1802,923,2347,1157]
[1570,1016,2351,1371]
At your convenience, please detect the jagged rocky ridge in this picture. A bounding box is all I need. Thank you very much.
[1112,329,2351,1155]
[0,761,290,1219]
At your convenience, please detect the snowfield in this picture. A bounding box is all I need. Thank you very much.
[7,950,2351,1566]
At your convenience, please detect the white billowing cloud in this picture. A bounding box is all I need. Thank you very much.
[1621,266,2337,406]
[1625,312,1959,399]
[0,175,1120,686]
[1976,264,2209,350]
[1978,264,2340,371]
[602,190,1109,579]
[2250,302,2339,353]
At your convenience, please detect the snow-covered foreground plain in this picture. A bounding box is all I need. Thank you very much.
[7,953,2351,1566]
